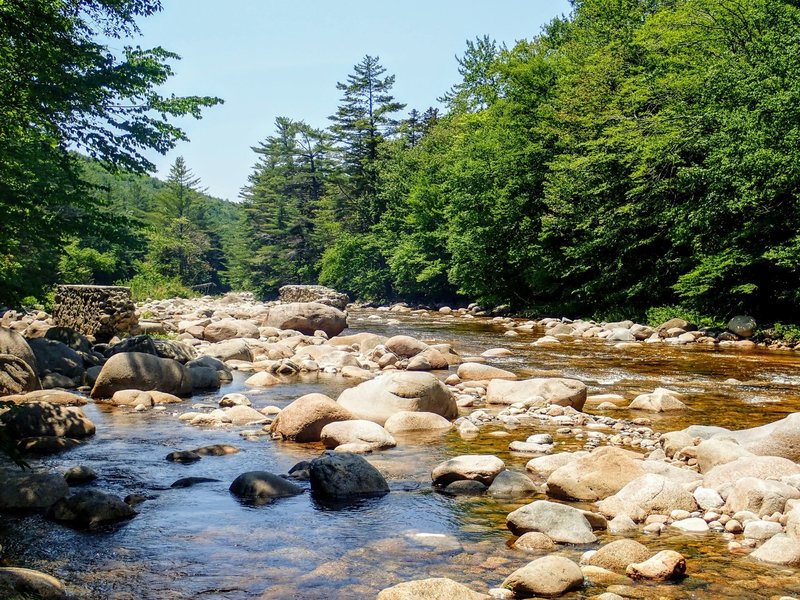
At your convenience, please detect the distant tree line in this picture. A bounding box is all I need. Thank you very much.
[231,0,800,324]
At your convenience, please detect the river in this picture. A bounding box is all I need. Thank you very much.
[2,308,799,599]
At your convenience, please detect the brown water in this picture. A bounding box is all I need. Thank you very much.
[1,308,799,599]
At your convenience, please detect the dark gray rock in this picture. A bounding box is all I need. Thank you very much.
[229,471,303,503]
[0,470,69,510]
[47,489,136,529]
[309,452,389,499]
[1,402,95,439]
[28,338,85,379]
[728,315,757,338]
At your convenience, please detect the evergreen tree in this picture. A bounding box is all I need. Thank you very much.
[236,118,333,297]
[328,55,405,232]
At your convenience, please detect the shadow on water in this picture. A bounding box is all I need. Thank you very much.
[0,308,798,598]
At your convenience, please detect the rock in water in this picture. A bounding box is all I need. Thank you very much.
[90,352,192,398]
[0,471,69,510]
[309,452,389,499]
[506,500,597,544]
[626,550,686,581]
[270,393,354,442]
[431,455,505,487]
[228,471,303,503]
[0,402,95,439]
[0,567,67,599]
[376,577,488,599]
[337,371,456,425]
[47,490,136,529]
[486,378,587,410]
[319,419,396,451]
[502,556,584,597]
[589,539,651,572]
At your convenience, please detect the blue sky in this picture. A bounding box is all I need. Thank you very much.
[128,1,572,200]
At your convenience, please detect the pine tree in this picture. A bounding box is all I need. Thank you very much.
[329,55,405,232]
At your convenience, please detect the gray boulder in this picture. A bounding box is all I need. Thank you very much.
[502,556,584,597]
[728,315,756,338]
[487,469,538,498]
[376,577,488,600]
[0,326,38,372]
[337,371,456,426]
[27,338,84,380]
[266,302,347,337]
[506,500,597,543]
[596,474,697,521]
[47,489,136,529]
[0,470,69,510]
[0,567,67,599]
[1,402,95,439]
[320,419,396,452]
[0,353,40,395]
[432,455,505,487]
[309,452,389,499]
[90,352,192,398]
[486,377,587,410]
[229,471,303,503]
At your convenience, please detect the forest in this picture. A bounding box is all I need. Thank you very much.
[2,0,799,328]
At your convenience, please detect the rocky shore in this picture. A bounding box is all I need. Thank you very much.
[0,287,799,599]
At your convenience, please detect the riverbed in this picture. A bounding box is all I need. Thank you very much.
[2,308,799,599]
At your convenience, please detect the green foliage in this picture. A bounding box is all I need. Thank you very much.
[318,234,391,302]
[59,240,118,284]
[120,262,197,302]
[645,306,723,329]
[0,0,221,307]
[767,323,800,345]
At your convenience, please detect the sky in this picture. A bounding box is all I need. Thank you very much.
[127,0,572,201]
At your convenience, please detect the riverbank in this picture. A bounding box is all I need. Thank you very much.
[1,293,799,599]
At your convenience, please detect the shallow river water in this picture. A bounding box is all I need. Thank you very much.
[2,309,800,599]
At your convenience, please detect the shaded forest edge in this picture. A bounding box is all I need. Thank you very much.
[3,1,800,343]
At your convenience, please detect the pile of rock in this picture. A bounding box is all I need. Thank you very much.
[278,284,349,310]
[52,285,138,342]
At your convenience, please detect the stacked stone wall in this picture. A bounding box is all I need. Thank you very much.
[52,285,138,341]
[278,285,349,310]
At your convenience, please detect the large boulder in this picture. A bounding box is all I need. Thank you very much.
[0,326,38,372]
[728,315,756,338]
[266,302,347,337]
[703,456,800,490]
[0,353,41,395]
[308,452,389,499]
[384,411,453,434]
[0,402,95,439]
[588,539,651,572]
[596,474,697,521]
[90,352,192,398]
[487,470,538,498]
[320,419,396,452]
[270,393,353,442]
[0,567,67,599]
[44,326,92,354]
[695,437,752,473]
[487,378,587,410]
[202,339,254,362]
[376,578,488,600]
[228,471,303,503]
[204,319,260,343]
[724,477,800,516]
[0,470,69,510]
[628,388,687,412]
[27,338,84,380]
[337,371,456,425]
[546,446,645,501]
[385,335,429,358]
[502,556,584,597]
[506,500,597,543]
[431,455,505,487]
[721,413,800,462]
[152,339,197,363]
[47,489,136,529]
[456,362,516,381]
[751,534,800,566]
